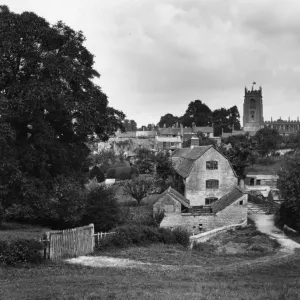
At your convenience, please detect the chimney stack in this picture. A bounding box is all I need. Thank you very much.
[190,136,199,149]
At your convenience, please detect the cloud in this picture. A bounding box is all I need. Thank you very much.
[5,0,300,125]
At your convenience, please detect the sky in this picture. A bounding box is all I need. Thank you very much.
[4,0,300,127]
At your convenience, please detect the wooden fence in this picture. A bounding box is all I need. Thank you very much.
[43,224,95,260]
[94,231,115,245]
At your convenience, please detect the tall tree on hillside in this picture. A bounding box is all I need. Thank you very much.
[158,113,179,128]
[0,6,124,223]
[228,105,241,130]
[212,108,230,136]
[180,100,211,127]
[123,119,137,131]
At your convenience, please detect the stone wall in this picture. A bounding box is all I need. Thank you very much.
[159,195,247,234]
[185,147,238,206]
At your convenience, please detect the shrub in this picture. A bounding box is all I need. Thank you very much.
[107,167,139,180]
[89,166,105,183]
[172,227,190,247]
[158,228,177,244]
[81,185,120,232]
[0,239,43,266]
[95,225,191,250]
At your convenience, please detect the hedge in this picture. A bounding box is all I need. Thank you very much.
[0,239,43,266]
[106,166,139,180]
[95,225,190,250]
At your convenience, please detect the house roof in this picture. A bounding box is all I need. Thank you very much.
[172,148,191,158]
[210,187,244,213]
[115,131,136,138]
[157,186,191,208]
[156,136,182,142]
[161,127,192,135]
[194,126,213,133]
[136,131,157,137]
[174,146,214,178]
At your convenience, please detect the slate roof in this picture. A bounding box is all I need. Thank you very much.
[210,187,244,213]
[136,131,157,137]
[194,126,214,133]
[174,145,214,178]
[172,148,190,158]
[157,187,191,208]
[161,127,192,135]
[115,131,136,138]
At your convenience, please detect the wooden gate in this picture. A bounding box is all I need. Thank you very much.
[43,224,95,260]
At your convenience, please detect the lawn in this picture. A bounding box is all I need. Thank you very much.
[1,250,300,300]
[0,222,50,241]
[1,221,300,300]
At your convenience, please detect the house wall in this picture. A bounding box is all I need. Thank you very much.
[158,195,247,234]
[184,148,238,206]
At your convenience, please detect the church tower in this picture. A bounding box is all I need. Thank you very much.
[243,83,264,134]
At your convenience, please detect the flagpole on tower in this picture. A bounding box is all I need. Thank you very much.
[252,81,256,91]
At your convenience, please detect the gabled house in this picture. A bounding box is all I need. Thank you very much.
[173,144,238,206]
[154,142,247,233]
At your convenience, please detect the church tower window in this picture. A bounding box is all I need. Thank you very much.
[250,99,256,109]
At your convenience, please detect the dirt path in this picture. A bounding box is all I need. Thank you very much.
[249,214,300,253]
[67,214,300,271]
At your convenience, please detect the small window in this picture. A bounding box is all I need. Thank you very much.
[249,178,255,186]
[239,200,243,205]
[206,179,219,189]
[256,180,261,185]
[206,161,218,170]
[205,197,218,205]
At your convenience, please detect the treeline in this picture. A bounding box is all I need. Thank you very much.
[157,100,241,136]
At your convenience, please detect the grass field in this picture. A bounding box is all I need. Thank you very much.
[1,221,300,300]
[0,222,50,241]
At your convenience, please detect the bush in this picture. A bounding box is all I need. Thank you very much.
[0,239,43,266]
[172,227,190,247]
[89,166,105,183]
[95,225,191,250]
[81,185,120,232]
[107,167,139,180]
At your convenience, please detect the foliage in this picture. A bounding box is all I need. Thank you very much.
[96,225,190,249]
[222,139,255,178]
[106,166,139,180]
[89,166,105,183]
[277,154,300,229]
[0,6,124,224]
[0,239,43,266]
[254,127,281,156]
[134,147,156,174]
[91,149,117,166]
[81,185,120,232]
[122,178,157,205]
[158,113,179,128]
[123,119,137,131]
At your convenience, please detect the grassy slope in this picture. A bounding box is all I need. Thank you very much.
[1,221,299,300]
[0,251,300,300]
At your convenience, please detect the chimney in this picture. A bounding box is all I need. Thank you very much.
[190,136,199,148]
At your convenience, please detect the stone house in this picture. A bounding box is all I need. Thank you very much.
[153,186,247,234]
[154,143,247,233]
[172,144,238,206]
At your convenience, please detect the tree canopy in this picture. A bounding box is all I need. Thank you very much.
[0,6,124,224]
[254,127,281,156]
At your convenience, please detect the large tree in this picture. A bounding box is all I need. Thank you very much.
[158,113,179,128]
[277,154,300,230]
[254,127,281,156]
[0,6,124,223]
[181,100,211,127]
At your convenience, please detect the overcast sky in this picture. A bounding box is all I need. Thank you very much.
[5,0,300,127]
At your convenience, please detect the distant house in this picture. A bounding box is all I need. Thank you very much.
[153,141,247,233]
[245,171,278,198]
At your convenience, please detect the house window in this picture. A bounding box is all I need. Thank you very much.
[256,180,261,185]
[249,178,255,186]
[206,179,219,189]
[206,161,218,170]
[239,200,243,205]
[205,197,218,205]
[163,142,166,149]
